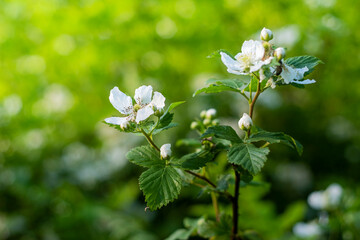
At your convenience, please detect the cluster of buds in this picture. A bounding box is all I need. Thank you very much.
[190,108,220,132]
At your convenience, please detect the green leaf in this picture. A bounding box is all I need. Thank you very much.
[153,123,178,135]
[103,121,137,133]
[193,78,249,96]
[180,149,215,170]
[139,165,182,210]
[156,101,185,130]
[285,55,323,76]
[198,214,232,239]
[236,166,253,183]
[216,174,234,192]
[166,218,203,240]
[176,138,202,148]
[243,76,268,92]
[126,145,164,168]
[228,143,270,175]
[247,129,303,155]
[201,125,242,143]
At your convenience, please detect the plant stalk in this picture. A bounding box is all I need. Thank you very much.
[231,166,241,240]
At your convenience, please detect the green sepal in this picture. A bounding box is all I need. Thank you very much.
[103,120,137,133]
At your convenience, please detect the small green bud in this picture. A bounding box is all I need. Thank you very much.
[262,41,271,51]
[200,110,207,119]
[274,47,286,61]
[212,119,220,126]
[205,108,217,119]
[190,121,199,130]
[260,28,273,41]
[154,108,164,117]
[203,118,211,126]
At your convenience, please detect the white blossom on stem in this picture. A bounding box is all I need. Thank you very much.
[105,85,165,125]
[238,113,253,130]
[220,40,272,75]
[160,143,172,159]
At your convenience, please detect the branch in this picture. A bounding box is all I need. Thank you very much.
[141,129,160,152]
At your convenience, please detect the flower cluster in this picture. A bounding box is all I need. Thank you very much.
[220,27,316,87]
[190,108,220,132]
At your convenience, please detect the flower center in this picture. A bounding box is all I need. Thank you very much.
[134,104,141,112]
[237,54,252,70]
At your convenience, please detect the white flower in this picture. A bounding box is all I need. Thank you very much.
[260,27,273,41]
[105,85,165,125]
[325,183,343,206]
[220,40,272,75]
[308,191,327,210]
[160,143,172,159]
[293,222,322,238]
[279,63,316,85]
[307,183,343,210]
[238,113,253,130]
[205,108,217,119]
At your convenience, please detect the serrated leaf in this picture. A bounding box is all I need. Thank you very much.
[180,149,215,170]
[126,145,164,168]
[285,55,323,76]
[139,166,182,210]
[194,78,249,97]
[228,143,270,175]
[243,76,268,92]
[103,121,137,133]
[156,101,185,130]
[153,122,178,135]
[216,174,234,192]
[236,166,253,183]
[247,130,303,155]
[201,125,242,143]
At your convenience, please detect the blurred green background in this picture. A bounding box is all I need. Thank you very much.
[1,0,360,239]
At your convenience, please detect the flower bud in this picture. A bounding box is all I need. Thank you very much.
[190,121,199,130]
[120,121,130,130]
[160,143,172,159]
[238,113,253,130]
[259,68,266,82]
[212,119,220,126]
[203,118,211,126]
[274,47,286,61]
[260,28,273,41]
[200,110,207,119]
[205,108,216,119]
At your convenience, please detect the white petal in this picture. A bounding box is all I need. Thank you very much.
[160,143,172,159]
[249,61,265,73]
[281,64,309,84]
[227,68,247,75]
[104,117,128,125]
[220,52,243,73]
[135,105,154,123]
[151,91,166,110]
[109,87,133,115]
[241,40,264,60]
[134,85,153,105]
[292,79,316,84]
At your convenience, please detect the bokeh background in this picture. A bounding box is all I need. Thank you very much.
[1,0,360,239]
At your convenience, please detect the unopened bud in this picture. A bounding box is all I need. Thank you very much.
[203,118,211,126]
[238,113,253,130]
[260,28,273,41]
[200,110,207,119]
[120,121,130,130]
[274,47,286,61]
[190,121,199,130]
[212,119,220,126]
[259,68,266,82]
[160,143,172,159]
[154,108,164,117]
[205,108,217,119]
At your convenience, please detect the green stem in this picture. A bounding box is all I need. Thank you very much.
[211,192,220,222]
[231,166,241,240]
[141,129,160,152]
